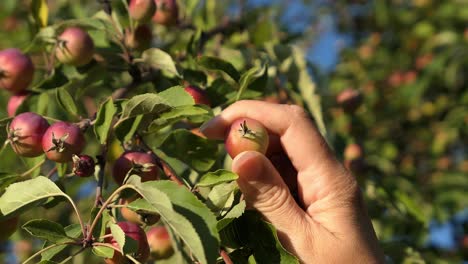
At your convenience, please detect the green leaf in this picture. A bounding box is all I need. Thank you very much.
[148,105,212,132]
[120,93,172,120]
[22,219,71,243]
[237,64,267,101]
[197,170,238,187]
[31,0,48,27]
[41,224,82,261]
[109,222,126,251]
[0,173,19,193]
[217,201,246,231]
[55,88,78,117]
[94,98,117,144]
[198,56,240,82]
[206,182,238,213]
[137,180,220,264]
[0,176,66,216]
[138,48,180,76]
[92,245,115,258]
[114,115,144,142]
[159,129,218,172]
[158,86,194,107]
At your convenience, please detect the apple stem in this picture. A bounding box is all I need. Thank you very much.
[220,249,234,264]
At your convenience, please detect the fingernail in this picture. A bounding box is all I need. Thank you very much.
[199,116,219,134]
[232,151,263,176]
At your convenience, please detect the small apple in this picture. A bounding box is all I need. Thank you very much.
[129,0,157,23]
[7,92,29,117]
[225,118,269,158]
[336,88,363,113]
[42,122,86,163]
[344,143,365,173]
[72,154,95,177]
[9,112,49,157]
[146,226,174,260]
[124,24,152,51]
[56,27,95,66]
[0,48,34,94]
[104,222,150,264]
[152,0,179,26]
[113,151,159,185]
[184,85,211,106]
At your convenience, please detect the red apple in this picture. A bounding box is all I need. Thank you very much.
[0,216,19,241]
[336,88,363,113]
[7,92,29,117]
[104,222,150,264]
[9,112,49,157]
[42,122,86,163]
[152,0,178,26]
[0,49,34,94]
[129,0,156,23]
[146,226,174,260]
[72,154,95,177]
[225,118,269,158]
[125,25,153,51]
[184,85,211,106]
[56,27,95,66]
[113,151,159,185]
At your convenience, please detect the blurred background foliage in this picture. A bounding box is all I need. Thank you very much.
[0,0,467,263]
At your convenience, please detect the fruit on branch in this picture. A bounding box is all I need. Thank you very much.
[0,48,34,94]
[152,0,179,26]
[387,71,404,87]
[0,216,19,241]
[7,92,29,117]
[124,25,153,51]
[225,118,269,158]
[184,85,211,106]
[336,88,363,113]
[42,122,86,163]
[55,27,95,66]
[72,154,95,177]
[113,151,159,185]
[146,225,174,260]
[8,112,49,157]
[129,0,157,23]
[344,143,365,173]
[104,222,150,264]
[120,195,160,226]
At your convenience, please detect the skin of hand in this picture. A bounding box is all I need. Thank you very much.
[200,100,385,263]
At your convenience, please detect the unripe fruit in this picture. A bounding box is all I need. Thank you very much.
[113,151,159,185]
[129,0,157,23]
[56,27,95,67]
[0,49,34,93]
[0,216,19,241]
[120,195,160,225]
[42,122,86,163]
[225,118,269,158]
[336,88,363,113]
[7,92,29,117]
[124,25,152,51]
[72,155,95,177]
[152,0,179,26]
[184,85,211,106]
[146,226,174,260]
[9,112,49,157]
[104,222,150,264]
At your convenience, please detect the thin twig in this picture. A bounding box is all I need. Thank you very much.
[220,249,234,264]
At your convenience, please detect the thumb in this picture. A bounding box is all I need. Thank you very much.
[232,151,308,235]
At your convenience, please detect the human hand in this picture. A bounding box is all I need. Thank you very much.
[200,100,385,263]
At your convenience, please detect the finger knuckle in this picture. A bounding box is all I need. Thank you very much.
[287,104,308,119]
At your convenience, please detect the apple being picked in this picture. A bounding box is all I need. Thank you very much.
[0,48,34,94]
[225,118,269,158]
[104,222,150,264]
